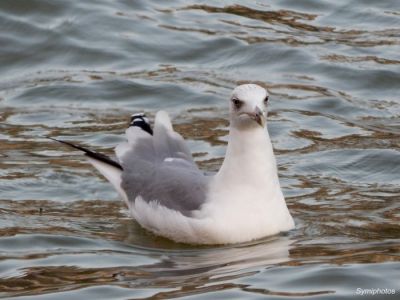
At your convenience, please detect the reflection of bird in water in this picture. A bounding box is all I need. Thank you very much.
[112,235,292,285]
[51,84,294,244]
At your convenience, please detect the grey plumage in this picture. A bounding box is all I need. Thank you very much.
[119,118,208,217]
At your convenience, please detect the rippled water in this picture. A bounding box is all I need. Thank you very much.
[1,1,399,299]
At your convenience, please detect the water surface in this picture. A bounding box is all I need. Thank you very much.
[0,1,399,299]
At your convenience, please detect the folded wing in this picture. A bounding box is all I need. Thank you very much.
[116,111,208,216]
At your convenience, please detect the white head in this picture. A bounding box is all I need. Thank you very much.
[230,84,269,130]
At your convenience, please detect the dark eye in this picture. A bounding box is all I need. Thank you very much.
[264,96,269,104]
[232,98,243,109]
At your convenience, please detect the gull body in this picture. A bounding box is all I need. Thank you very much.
[66,84,295,244]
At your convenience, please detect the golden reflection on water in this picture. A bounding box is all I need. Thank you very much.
[167,4,400,48]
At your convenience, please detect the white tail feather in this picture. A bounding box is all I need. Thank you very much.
[86,157,128,206]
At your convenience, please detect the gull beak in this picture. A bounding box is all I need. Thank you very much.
[239,106,266,127]
[250,106,266,127]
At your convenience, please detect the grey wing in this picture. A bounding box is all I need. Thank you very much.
[152,110,195,164]
[121,158,208,216]
[117,111,208,216]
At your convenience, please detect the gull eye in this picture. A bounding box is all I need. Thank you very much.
[264,96,269,104]
[232,98,243,109]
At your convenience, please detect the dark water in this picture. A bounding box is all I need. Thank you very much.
[1,1,400,299]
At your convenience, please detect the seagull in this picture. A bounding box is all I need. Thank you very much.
[51,84,294,244]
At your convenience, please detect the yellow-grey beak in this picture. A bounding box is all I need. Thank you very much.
[250,106,266,127]
[239,106,266,127]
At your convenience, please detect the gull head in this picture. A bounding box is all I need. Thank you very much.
[230,84,269,130]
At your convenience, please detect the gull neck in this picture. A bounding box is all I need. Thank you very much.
[216,124,276,184]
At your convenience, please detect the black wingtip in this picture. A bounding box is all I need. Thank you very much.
[47,136,123,170]
[129,113,153,135]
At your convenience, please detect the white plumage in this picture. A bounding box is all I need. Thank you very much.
[88,84,295,244]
